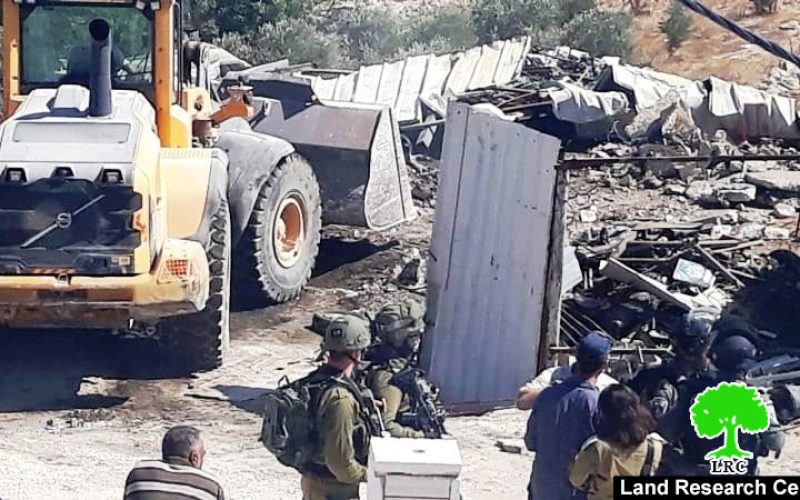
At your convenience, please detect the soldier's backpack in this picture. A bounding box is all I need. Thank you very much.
[261,371,384,472]
[260,373,332,473]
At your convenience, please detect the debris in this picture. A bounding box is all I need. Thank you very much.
[642,174,664,189]
[666,184,687,196]
[673,259,716,289]
[736,223,766,240]
[780,21,800,31]
[579,209,598,223]
[715,183,757,203]
[693,244,744,289]
[397,258,422,287]
[764,227,792,240]
[599,258,693,310]
[710,224,734,240]
[746,171,800,193]
[692,210,739,225]
[562,246,583,296]
[774,203,796,219]
[739,209,769,224]
[686,181,715,202]
[496,439,527,455]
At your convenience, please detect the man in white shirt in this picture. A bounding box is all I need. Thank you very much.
[516,356,617,410]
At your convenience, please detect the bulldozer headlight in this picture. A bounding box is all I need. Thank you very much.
[102,169,123,184]
[54,167,73,178]
[5,168,26,183]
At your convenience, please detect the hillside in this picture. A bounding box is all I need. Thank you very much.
[601,0,800,86]
[376,0,799,86]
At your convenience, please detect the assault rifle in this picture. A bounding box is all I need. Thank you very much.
[391,368,447,438]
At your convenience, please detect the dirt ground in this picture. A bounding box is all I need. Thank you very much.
[0,208,535,500]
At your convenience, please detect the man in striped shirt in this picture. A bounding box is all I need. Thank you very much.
[124,425,226,500]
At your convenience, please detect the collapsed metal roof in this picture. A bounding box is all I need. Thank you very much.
[300,38,531,123]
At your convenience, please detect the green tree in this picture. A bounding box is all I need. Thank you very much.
[411,6,479,53]
[217,18,344,68]
[556,0,596,24]
[189,0,314,40]
[690,382,770,460]
[470,0,559,44]
[660,1,693,53]
[561,10,633,58]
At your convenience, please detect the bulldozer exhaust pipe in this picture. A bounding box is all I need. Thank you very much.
[88,19,113,118]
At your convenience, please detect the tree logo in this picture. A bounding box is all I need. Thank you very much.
[690,382,769,474]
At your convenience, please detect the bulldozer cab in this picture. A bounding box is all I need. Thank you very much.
[4,0,191,147]
[17,2,154,96]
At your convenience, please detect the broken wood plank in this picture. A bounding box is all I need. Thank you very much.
[709,240,764,255]
[599,258,693,310]
[693,244,745,289]
[729,269,760,281]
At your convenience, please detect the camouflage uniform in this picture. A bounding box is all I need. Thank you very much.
[302,315,375,500]
[368,357,425,438]
[628,307,718,420]
[366,301,427,439]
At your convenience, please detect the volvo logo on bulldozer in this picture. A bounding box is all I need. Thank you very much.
[689,382,770,475]
[55,212,72,229]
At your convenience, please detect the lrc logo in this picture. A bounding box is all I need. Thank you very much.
[710,458,748,475]
[690,382,770,475]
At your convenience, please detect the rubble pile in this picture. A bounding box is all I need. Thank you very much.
[560,217,800,385]
[408,156,440,208]
[525,46,605,85]
[760,62,800,97]
[566,143,800,240]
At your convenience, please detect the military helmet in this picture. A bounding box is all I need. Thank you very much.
[323,314,372,353]
[674,306,719,351]
[712,334,757,373]
[373,300,425,348]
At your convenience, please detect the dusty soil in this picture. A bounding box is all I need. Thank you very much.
[0,208,531,500]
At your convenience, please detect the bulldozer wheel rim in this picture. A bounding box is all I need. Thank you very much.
[273,193,305,268]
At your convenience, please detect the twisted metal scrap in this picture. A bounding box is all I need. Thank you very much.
[678,0,800,69]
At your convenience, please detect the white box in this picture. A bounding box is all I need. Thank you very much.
[367,437,462,500]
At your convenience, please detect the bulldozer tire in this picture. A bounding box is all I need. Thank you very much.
[160,203,231,372]
[235,154,321,304]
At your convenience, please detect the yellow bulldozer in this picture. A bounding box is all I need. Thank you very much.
[0,0,414,370]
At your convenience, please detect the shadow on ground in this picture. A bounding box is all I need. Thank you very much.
[232,237,398,311]
[209,385,268,415]
[312,238,398,278]
[0,329,184,413]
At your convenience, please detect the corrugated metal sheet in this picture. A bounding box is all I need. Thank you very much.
[595,63,800,141]
[421,102,562,411]
[706,76,800,140]
[304,38,530,123]
[595,62,705,110]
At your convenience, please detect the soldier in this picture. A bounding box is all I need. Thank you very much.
[658,335,784,475]
[627,307,717,419]
[366,300,431,439]
[302,315,381,500]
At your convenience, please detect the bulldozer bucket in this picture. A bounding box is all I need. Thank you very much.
[226,74,416,230]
